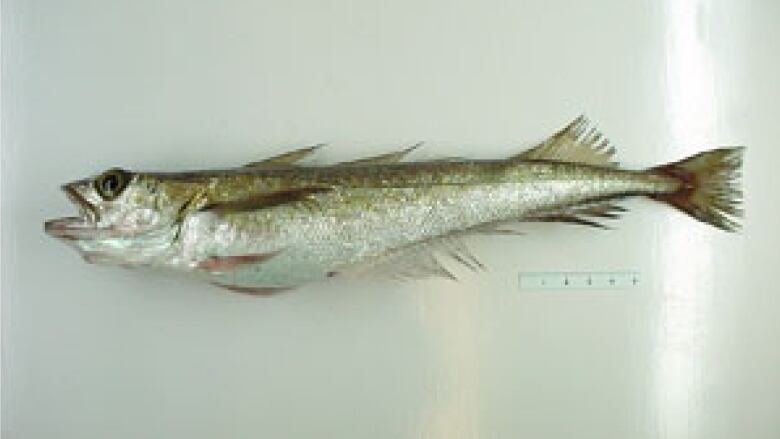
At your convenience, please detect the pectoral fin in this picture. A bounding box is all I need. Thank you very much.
[201,186,332,213]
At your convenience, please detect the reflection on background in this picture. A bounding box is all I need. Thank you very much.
[659,0,717,437]
[415,283,480,438]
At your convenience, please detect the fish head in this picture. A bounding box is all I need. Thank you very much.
[44,168,180,265]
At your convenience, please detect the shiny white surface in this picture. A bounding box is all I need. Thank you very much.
[2,0,778,438]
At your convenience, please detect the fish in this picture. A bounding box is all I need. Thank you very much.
[44,116,744,295]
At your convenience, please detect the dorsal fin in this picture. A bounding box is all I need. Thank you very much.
[243,144,325,169]
[338,142,423,166]
[513,116,617,167]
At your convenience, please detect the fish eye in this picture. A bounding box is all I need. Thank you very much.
[94,168,130,200]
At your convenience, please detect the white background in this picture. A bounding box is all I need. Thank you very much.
[2,0,778,438]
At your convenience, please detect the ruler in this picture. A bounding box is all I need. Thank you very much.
[518,271,640,290]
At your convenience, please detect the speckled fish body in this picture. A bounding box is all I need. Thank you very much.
[44,117,743,294]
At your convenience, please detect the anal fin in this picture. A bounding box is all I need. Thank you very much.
[522,202,627,229]
[345,235,485,282]
[523,215,610,229]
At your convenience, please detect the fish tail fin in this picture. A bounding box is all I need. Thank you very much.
[650,147,744,232]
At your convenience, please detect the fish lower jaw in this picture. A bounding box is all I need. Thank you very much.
[44,216,98,240]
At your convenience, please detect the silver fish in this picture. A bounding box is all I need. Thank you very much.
[44,116,744,294]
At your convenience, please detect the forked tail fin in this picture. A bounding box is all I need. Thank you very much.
[650,147,744,232]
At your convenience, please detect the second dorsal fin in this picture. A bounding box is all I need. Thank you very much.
[337,142,423,166]
[243,144,325,169]
[512,116,617,167]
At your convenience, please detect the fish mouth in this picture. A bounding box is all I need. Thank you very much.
[44,185,100,240]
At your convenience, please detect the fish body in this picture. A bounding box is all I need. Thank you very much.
[45,117,743,294]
